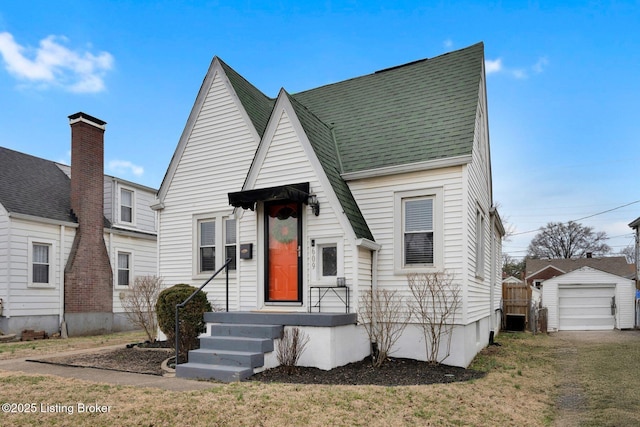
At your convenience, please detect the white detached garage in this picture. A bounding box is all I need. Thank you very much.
[542,266,635,331]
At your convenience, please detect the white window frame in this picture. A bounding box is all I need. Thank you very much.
[115,250,133,288]
[193,213,237,279]
[394,188,443,273]
[475,207,486,279]
[28,238,56,288]
[311,237,344,285]
[119,186,136,225]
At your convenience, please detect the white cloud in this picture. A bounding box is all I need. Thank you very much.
[108,160,144,177]
[485,56,549,79]
[0,32,113,93]
[484,58,502,74]
[533,56,549,74]
[443,39,453,49]
[512,69,528,79]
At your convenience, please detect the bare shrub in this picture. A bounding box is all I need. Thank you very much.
[119,275,162,342]
[276,327,310,374]
[359,288,408,367]
[407,272,461,364]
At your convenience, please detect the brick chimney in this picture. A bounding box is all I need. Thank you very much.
[64,112,113,336]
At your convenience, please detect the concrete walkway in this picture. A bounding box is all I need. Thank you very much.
[0,344,217,392]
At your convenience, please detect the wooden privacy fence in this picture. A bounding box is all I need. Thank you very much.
[502,284,532,331]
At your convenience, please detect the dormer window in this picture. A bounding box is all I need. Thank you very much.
[120,188,134,224]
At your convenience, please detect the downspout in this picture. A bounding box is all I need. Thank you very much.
[5,219,12,319]
[370,247,379,358]
[489,214,496,343]
[59,225,65,328]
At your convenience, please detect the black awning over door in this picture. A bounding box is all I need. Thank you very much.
[228,182,310,210]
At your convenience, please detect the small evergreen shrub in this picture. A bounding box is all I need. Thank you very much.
[155,284,212,360]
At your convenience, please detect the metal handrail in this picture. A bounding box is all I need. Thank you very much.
[174,258,231,367]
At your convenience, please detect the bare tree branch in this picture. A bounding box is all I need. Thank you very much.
[119,275,162,342]
[527,221,611,259]
[359,288,408,367]
[408,271,461,364]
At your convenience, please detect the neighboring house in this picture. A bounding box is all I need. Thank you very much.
[525,256,634,290]
[154,42,504,379]
[0,112,157,337]
[542,266,635,331]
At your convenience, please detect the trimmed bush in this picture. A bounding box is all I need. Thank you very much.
[155,284,212,360]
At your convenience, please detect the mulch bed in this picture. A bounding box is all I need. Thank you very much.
[250,356,485,386]
[33,343,485,385]
[32,346,173,376]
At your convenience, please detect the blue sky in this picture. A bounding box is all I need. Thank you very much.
[1,1,638,259]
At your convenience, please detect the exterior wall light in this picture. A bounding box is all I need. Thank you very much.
[308,195,320,216]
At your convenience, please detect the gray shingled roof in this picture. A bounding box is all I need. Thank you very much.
[0,146,75,223]
[222,43,484,240]
[525,257,635,279]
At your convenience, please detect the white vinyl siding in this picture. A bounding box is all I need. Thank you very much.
[252,109,354,312]
[542,267,636,331]
[109,232,157,313]
[158,68,258,304]
[104,177,157,234]
[7,219,69,317]
[464,84,493,323]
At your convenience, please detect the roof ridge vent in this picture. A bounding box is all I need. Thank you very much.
[374,58,429,74]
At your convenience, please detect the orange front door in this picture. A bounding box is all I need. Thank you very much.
[266,201,301,302]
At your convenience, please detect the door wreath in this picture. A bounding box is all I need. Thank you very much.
[273,218,296,244]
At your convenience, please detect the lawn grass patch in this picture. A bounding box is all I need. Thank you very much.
[0,331,146,360]
[574,339,640,427]
[0,330,561,426]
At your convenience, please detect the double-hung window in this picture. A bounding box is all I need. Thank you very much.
[120,188,134,224]
[32,243,50,284]
[199,220,216,273]
[196,215,236,275]
[394,188,442,272]
[117,252,131,286]
[28,238,56,287]
[224,218,237,271]
[403,197,434,265]
[475,208,486,278]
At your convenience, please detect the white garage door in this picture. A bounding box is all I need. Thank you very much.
[558,285,615,330]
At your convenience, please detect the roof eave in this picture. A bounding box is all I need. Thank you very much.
[8,212,78,228]
[341,154,472,181]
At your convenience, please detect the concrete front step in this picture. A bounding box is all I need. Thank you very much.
[188,348,264,368]
[200,335,275,353]
[210,323,283,339]
[176,362,254,382]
